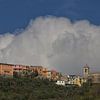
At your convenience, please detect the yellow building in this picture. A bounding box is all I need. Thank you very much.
[73,76,86,87]
[67,75,85,87]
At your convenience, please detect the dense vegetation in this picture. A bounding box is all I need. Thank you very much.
[0,77,100,100]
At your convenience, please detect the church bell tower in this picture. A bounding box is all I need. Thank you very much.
[83,64,90,78]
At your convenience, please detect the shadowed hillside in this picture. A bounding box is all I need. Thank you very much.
[0,78,100,100]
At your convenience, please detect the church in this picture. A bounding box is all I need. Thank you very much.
[83,64,100,83]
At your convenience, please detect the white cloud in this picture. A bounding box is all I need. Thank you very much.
[0,33,14,50]
[0,16,100,74]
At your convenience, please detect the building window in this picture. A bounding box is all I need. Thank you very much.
[4,71,10,73]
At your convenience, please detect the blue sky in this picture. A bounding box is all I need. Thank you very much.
[0,0,100,34]
[1,0,100,73]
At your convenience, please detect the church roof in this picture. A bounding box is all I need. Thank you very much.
[83,64,89,68]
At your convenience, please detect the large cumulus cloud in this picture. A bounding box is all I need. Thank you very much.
[0,16,100,74]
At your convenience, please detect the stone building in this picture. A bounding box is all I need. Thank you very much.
[83,64,100,83]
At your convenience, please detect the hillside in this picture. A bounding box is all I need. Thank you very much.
[0,78,100,100]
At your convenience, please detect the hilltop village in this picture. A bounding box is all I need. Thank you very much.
[0,63,100,87]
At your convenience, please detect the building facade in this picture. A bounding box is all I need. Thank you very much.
[0,63,13,77]
[65,75,86,86]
